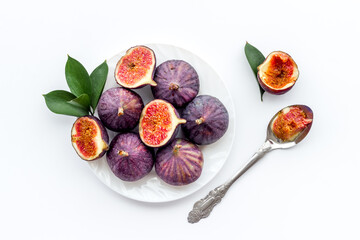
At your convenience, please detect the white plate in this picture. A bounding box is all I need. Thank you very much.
[88,43,235,202]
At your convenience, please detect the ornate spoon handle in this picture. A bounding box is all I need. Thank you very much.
[187,140,272,223]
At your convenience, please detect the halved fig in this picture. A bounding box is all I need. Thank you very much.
[107,133,154,181]
[71,116,109,161]
[257,51,299,95]
[271,105,313,142]
[182,95,229,145]
[151,60,199,108]
[139,99,186,148]
[155,138,203,186]
[114,46,157,88]
[97,87,144,132]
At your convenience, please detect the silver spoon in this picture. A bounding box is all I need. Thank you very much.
[187,104,313,223]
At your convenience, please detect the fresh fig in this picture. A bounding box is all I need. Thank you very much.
[271,105,313,142]
[155,138,203,186]
[182,95,229,145]
[257,51,299,95]
[97,87,144,132]
[114,45,157,88]
[139,99,186,148]
[71,116,109,161]
[106,133,154,181]
[151,60,199,108]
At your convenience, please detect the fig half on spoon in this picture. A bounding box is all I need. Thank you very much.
[188,104,313,223]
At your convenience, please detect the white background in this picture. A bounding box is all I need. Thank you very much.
[1,0,360,239]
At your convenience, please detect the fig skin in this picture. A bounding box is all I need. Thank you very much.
[257,51,299,95]
[97,87,144,132]
[71,115,109,161]
[151,60,200,108]
[155,138,203,186]
[106,133,154,182]
[182,95,229,145]
[139,99,186,148]
[114,45,157,89]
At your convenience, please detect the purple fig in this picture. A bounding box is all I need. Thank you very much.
[97,87,144,132]
[106,133,154,181]
[155,138,203,186]
[182,95,229,145]
[151,60,199,108]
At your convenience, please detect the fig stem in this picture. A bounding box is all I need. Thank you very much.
[149,79,157,86]
[178,118,187,124]
[195,117,205,125]
[118,150,129,157]
[169,83,179,90]
[103,142,109,151]
[118,107,124,116]
[174,144,182,154]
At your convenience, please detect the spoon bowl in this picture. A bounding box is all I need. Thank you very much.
[267,104,313,150]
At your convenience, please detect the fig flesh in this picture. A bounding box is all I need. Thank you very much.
[151,60,199,108]
[155,138,203,186]
[257,51,299,95]
[271,106,313,142]
[97,87,144,132]
[139,99,186,148]
[107,133,154,181]
[182,95,229,145]
[71,116,109,161]
[115,46,157,88]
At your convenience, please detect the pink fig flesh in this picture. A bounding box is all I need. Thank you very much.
[71,116,109,161]
[257,51,299,95]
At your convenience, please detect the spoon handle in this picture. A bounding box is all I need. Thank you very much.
[187,140,272,224]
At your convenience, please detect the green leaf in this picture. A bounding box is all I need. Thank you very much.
[90,60,108,110]
[65,55,91,98]
[244,42,266,101]
[67,93,91,111]
[43,90,89,117]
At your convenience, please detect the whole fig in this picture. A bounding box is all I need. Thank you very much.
[151,60,199,108]
[106,133,154,181]
[182,95,229,145]
[155,138,203,186]
[97,87,144,132]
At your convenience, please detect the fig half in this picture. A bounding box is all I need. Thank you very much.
[155,138,203,186]
[71,116,109,161]
[151,60,200,108]
[257,51,299,95]
[115,46,157,88]
[139,99,186,148]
